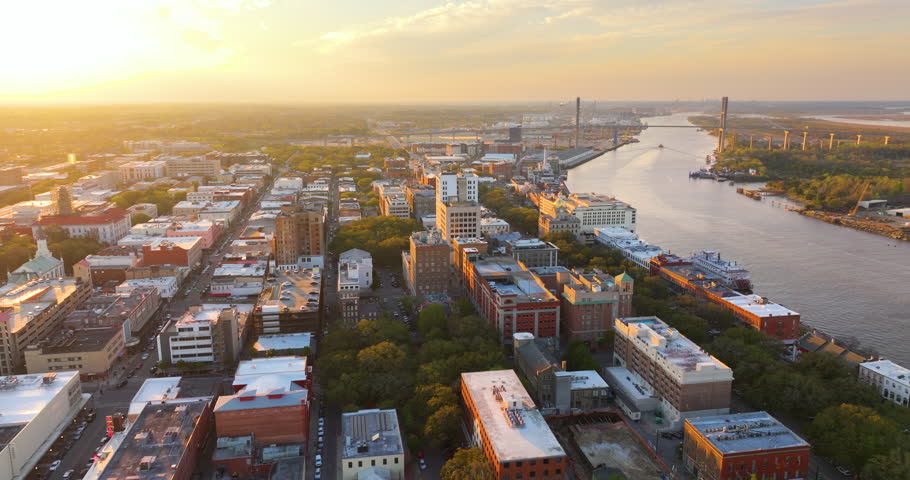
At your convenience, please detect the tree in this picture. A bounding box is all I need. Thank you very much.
[131,213,151,226]
[417,304,447,338]
[266,348,277,357]
[0,235,36,281]
[424,404,461,448]
[808,404,901,473]
[49,236,106,274]
[564,341,600,371]
[864,449,910,480]
[440,448,495,480]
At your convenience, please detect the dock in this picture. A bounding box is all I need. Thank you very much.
[562,141,633,169]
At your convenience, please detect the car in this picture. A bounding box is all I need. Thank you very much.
[836,466,852,476]
[318,417,325,428]
[314,454,323,468]
[419,459,427,470]
[313,467,321,480]
[99,436,108,445]
[116,379,128,388]
[141,353,150,360]
[62,470,75,480]
[49,460,62,471]
[317,426,324,436]
[317,435,324,449]
[86,412,96,422]
[418,451,425,459]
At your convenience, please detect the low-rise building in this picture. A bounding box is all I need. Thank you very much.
[118,160,167,183]
[613,316,733,425]
[116,276,179,299]
[6,239,65,286]
[157,305,244,366]
[163,154,222,177]
[0,278,92,375]
[32,207,132,244]
[405,185,436,220]
[379,187,411,219]
[539,193,637,241]
[0,372,86,480]
[215,356,311,446]
[683,412,810,480]
[142,236,204,268]
[210,261,267,297]
[252,332,314,357]
[252,269,321,335]
[461,370,568,480]
[504,238,559,268]
[480,217,511,236]
[73,252,139,286]
[24,328,125,378]
[63,287,160,345]
[166,220,220,249]
[859,359,910,407]
[341,409,405,480]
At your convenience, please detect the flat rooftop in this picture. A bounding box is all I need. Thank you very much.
[234,356,308,390]
[259,269,321,313]
[0,372,78,425]
[861,360,910,385]
[32,327,120,354]
[0,278,83,333]
[461,370,565,462]
[341,409,404,459]
[472,256,556,303]
[555,370,609,390]
[253,333,314,353]
[213,262,267,277]
[615,317,731,375]
[686,411,809,455]
[99,400,210,480]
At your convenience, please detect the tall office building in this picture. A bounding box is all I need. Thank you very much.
[436,172,481,241]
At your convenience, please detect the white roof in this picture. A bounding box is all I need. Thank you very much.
[129,377,181,417]
[722,293,797,318]
[253,333,313,352]
[461,370,565,462]
[0,372,79,425]
[861,360,910,386]
[555,370,609,390]
[213,262,267,277]
[234,356,308,386]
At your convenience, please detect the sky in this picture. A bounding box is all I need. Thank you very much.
[1,0,908,103]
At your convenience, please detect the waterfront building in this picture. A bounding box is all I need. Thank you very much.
[539,193,637,241]
[461,370,568,480]
[859,360,910,407]
[613,316,732,425]
[683,411,810,480]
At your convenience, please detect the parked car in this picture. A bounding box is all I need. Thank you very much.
[314,454,322,468]
[62,470,74,480]
[419,459,427,470]
[49,460,62,471]
[836,466,852,476]
[313,467,321,480]
[116,379,128,388]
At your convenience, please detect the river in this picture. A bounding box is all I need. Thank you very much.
[566,113,910,365]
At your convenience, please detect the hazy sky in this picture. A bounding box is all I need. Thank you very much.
[2,0,908,103]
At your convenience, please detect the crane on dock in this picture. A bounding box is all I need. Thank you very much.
[848,180,872,217]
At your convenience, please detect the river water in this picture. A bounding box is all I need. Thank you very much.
[566,113,910,365]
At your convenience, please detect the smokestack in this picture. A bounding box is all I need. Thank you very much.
[575,97,581,148]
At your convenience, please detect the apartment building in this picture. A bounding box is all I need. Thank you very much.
[613,316,733,424]
[273,208,325,268]
[436,172,481,241]
[461,370,568,480]
[379,187,411,219]
[402,229,451,297]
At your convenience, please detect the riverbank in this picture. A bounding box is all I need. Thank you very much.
[798,209,910,241]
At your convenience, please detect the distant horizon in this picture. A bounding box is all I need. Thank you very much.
[2,1,908,103]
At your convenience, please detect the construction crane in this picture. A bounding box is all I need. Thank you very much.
[848,180,872,217]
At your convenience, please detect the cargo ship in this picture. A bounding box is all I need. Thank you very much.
[690,250,753,292]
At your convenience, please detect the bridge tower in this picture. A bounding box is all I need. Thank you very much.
[717,96,728,153]
[829,133,835,149]
[749,135,754,149]
[575,97,581,148]
[782,130,790,150]
[885,136,891,145]
[856,134,862,145]
[801,131,808,151]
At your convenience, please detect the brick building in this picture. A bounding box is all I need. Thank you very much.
[402,230,451,297]
[683,412,810,480]
[273,208,325,268]
[142,236,203,268]
[215,356,311,446]
[461,370,567,480]
[556,269,633,344]
[462,254,560,343]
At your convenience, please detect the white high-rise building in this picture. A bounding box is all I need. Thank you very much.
[436,172,479,203]
[436,172,481,241]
